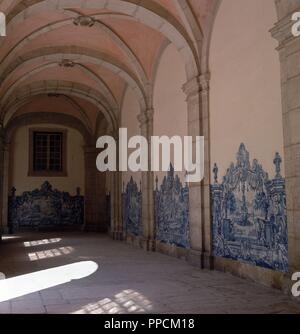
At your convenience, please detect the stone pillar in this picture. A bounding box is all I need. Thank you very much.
[183,73,213,269]
[271,1,300,272]
[0,134,5,239]
[138,110,155,251]
[106,130,123,241]
[84,146,107,232]
[1,142,9,235]
[110,170,122,240]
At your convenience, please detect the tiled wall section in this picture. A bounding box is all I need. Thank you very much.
[154,165,190,249]
[211,144,288,272]
[122,167,190,248]
[8,181,84,232]
[122,177,142,237]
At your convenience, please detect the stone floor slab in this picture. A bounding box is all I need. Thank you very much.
[0,232,299,314]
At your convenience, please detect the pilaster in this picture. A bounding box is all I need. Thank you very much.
[84,146,107,233]
[183,73,213,269]
[271,1,300,272]
[138,109,155,251]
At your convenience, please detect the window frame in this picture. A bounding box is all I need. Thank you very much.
[28,128,68,177]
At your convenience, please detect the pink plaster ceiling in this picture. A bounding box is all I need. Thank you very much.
[188,0,217,32]
[14,66,104,93]
[12,94,99,133]
[86,63,126,104]
[1,59,49,93]
[0,0,210,132]
[2,24,134,70]
[13,95,88,122]
[0,12,68,61]
[100,17,165,78]
[152,0,183,23]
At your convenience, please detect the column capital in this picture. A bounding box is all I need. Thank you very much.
[271,10,300,49]
[183,73,210,99]
[137,109,154,126]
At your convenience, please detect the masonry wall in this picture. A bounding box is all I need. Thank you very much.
[209,0,288,286]
[153,43,188,184]
[121,86,141,186]
[210,0,284,178]
[10,124,85,196]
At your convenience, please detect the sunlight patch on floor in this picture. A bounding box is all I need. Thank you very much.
[24,238,62,247]
[28,247,74,261]
[72,289,153,314]
[1,236,21,240]
[0,261,98,302]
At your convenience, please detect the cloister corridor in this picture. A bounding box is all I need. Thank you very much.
[0,232,299,315]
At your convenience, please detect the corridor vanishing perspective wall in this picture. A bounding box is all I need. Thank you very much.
[1,0,299,295]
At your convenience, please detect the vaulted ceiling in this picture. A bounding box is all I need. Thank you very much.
[0,0,219,136]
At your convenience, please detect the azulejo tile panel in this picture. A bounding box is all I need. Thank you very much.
[154,165,190,249]
[122,177,142,236]
[211,144,288,272]
[8,181,84,232]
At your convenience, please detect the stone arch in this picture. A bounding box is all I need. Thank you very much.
[199,0,221,73]
[0,48,147,112]
[150,39,171,83]
[5,111,93,145]
[4,0,200,80]
[174,0,203,57]
[1,16,148,86]
[6,93,94,135]
[3,111,97,232]
[2,80,112,115]
[0,62,119,112]
[2,81,118,133]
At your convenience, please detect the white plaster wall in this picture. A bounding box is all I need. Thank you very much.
[210,0,284,179]
[11,124,85,195]
[121,86,142,187]
[153,43,188,185]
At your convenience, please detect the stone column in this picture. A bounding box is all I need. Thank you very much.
[0,134,5,239]
[107,130,123,241]
[84,146,107,232]
[138,110,155,251]
[110,170,122,240]
[183,73,213,269]
[1,142,9,235]
[271,1,300,272]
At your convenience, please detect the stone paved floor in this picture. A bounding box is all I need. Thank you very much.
[0,232,299,314]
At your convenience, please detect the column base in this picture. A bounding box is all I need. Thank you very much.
[188,249,214,270]
[111,231,124,241]
[140,237,156,252]
[202,252,214,270]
